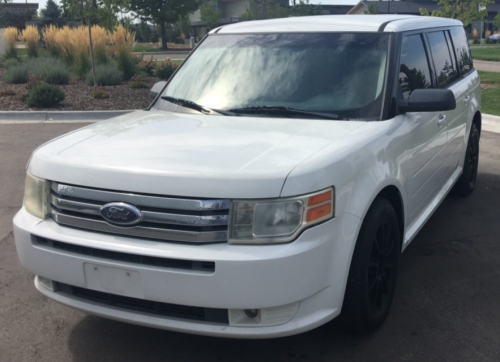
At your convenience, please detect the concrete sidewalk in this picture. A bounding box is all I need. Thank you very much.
[474,60,500,72]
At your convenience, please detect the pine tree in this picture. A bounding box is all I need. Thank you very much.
[40,0,65,27]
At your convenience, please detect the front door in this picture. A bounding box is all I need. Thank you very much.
[399,33,449,225]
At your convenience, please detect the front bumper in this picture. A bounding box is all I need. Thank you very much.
[14,207,360,338]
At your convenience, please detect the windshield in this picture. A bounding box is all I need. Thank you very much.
[156,33,390,120]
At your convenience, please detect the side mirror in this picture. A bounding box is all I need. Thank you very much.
[399,89,456,113]
[150,81,167,99]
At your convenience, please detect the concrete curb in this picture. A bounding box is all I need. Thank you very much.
[0,110,133,123]
[483,113,500,134]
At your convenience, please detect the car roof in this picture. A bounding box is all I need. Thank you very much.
[212,15,463,34]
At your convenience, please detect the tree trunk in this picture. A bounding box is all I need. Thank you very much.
[160,22,168,50]
[88,25,97,88]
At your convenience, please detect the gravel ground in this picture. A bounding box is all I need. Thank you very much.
[0,69,159,111]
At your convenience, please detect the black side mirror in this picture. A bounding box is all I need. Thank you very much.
[399,89,456,113]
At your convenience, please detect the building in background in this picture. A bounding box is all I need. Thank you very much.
[2,2,38,15]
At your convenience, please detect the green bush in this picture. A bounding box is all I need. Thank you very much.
[26,83,65,108]
[4,58,70,85]
[130,81,149,89]
[155,60,179,80]
[2,58,20,69]
[473,38,480,44]
[85,65,123,86]
[4,64,29,84]
[116,46,137,81]
[2,46,18,61]
[91,90,110,99]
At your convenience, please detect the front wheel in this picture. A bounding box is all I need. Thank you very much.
[452,122,480,197]
[341,198,401,333]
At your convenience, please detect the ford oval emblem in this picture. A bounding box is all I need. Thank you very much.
[100,202,142,226]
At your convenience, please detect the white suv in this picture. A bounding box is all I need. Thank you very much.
[14,15,481,338]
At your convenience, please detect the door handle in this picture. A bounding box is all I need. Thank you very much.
[437,114,446,126]
[464,95,471,103]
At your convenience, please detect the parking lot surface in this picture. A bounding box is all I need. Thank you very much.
[1,123,500,362]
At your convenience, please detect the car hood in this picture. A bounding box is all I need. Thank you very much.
[29,110,367,199]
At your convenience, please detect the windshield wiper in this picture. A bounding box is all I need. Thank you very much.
[161,96,237,116]
[227,106,346,120]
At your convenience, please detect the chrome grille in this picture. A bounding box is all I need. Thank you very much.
[50,182,230,243]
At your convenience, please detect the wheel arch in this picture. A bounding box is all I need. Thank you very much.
[372,185,405,248]
[472,111,481,136]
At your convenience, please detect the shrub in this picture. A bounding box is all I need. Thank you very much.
[21,26,40,58]
[91,90,110,99]
[4,58,70,85]
[26,83,65,108]
[137,56,156,76]
[115,46,137,80]
[130,81,149,89]
[86,65,122,86]
[111,25,136,47]
[155,60,179,80]
[0,89,16,97]
[2,27,18,60]
[4,64,29,84]
[2,58,20,69]
[473,38,480,44]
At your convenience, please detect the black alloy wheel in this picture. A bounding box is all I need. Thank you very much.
[341,198,401,333]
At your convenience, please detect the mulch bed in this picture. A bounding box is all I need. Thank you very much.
[0,68,160,111]
[481,82,499,91]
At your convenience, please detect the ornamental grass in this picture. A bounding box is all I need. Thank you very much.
[3,27,19,59]
[21,26,40,58]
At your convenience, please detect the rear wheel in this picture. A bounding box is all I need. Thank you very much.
[341,198,400,333]
[452,122,480,197]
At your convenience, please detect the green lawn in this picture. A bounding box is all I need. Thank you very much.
[471,47,500,62]
[478,71,500,116]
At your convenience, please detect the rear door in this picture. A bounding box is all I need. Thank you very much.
[399,33,449,223]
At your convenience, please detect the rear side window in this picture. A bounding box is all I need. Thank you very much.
[399,34,432,101]
[427,31,459,88]
[449,27,473,75]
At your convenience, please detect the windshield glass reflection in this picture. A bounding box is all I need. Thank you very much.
[158,33,390,120]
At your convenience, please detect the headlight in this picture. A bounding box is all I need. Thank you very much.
[228,188,334,244]
[24,173,50,219]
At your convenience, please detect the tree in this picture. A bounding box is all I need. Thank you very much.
[40,0,66,27]
[241,0,289,20]
[61,0,127,87]
[495,12,500,29]
[179,14,192,38]
[128,0,200,50]
[290,0,321,16]
[200,0,220,32]
[419,0,492,27]
[364,2,380,15]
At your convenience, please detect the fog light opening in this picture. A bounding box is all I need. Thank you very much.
[244,309,259,319]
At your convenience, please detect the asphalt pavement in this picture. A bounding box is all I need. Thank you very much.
[1,123,500,361]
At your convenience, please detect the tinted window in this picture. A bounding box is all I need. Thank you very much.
[399,34,432,101]
[427,31,459,88]
[449,27,473,75]
[160,33,390,120]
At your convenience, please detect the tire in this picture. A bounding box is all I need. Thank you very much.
[452,122,480,197]
[341,198,401,333]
